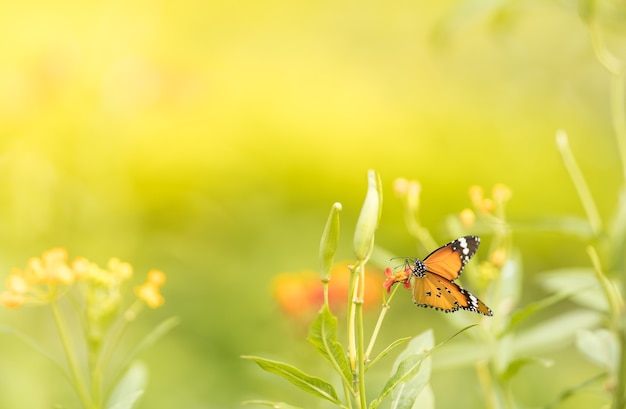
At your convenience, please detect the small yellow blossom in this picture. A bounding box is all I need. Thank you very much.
[0,291,24,309]
[108,258,133,280]
[6,274,28,294]
[469,185,484,209]
[71,257,91,279]
[459,208,476,227]
[490,248,507,267]
[135,283,164,308]
[393,178,409,198]
[147,270,166,286]
[492,183,512,204]
[482,198,495,213]
[478,261,500,281]
[135,270,166,308]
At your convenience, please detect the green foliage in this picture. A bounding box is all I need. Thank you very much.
[242,356,343,406]
[244,172,447,408]
[307,305,352,386]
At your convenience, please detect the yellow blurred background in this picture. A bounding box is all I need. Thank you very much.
[0,0,623,408]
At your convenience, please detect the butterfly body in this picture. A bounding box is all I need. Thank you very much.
[407,236,493,316]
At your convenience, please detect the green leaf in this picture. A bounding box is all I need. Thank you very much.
[0,324,69,381]
[111,316,179,398]
[242,356,342,406]
[542,372,607,409]
[307,305,352,385]
[495,252,522,310]
[537,269,608,312]
[242,400,304,409]
[106,361,147,409]
[366,337,411,372]
[120,316,179,366]
[430,0,505,47]
[371,327,474,409]
[576,329,619,374]
[511,216,593,237]
[388,331,434,409]
[500,357,553,382]
[431,342,489,371]
[369,353,427,409]
[411,384,434,409]
[503,290,578,335]
[512,310,603,357]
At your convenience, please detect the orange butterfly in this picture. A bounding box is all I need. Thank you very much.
[405,236,492,316]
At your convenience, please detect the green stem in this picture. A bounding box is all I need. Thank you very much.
[101,300,144,402]
[611,73,626,183]
[51,301,94,409]
[364,283,402,361]
[90,345,102,408]
[402,202,437,250]
[355,264,367,409]
[556,131,603,236]
[589,246,626,409]
[347,267,358,377]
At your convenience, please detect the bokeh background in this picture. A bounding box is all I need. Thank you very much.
[0,0,623,408]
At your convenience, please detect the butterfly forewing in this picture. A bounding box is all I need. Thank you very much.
[422,236,480,281]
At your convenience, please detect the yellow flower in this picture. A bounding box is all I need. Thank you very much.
[482,198,495,213]
[490,248,507,267]
[147,270,166,286]
[459,208,476,227]
[108,258,133,280]
[6,273,28,294]
[492,183,512,204]
[0,291,24,309]
[135,283,164,308]
[24,248,75,285]
[135,270,166,308]
[468,185,484,209]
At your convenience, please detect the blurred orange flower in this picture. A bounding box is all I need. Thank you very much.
[272,262,383,317]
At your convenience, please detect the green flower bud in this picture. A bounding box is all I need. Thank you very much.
[353,170,381,262]
[319,202,342,280]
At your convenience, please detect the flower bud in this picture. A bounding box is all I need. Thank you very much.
[319,202,342,280]
[353,170,381,262]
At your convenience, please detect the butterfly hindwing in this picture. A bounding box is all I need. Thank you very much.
[457,286,493,316]
[411,271,493,316]
[411,270,461,313]
[422,235,480,281]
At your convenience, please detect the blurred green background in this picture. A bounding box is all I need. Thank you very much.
[0,0,623,408]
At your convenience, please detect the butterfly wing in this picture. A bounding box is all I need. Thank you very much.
[412,271,493,316]
[411,270,461,313]
[422,236,480,281]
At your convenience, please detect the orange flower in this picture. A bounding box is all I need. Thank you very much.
[383,267,411,294]
[272,271,320,316]
[272,262,383,317]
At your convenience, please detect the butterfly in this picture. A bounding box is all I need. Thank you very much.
[405,236,493,316]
